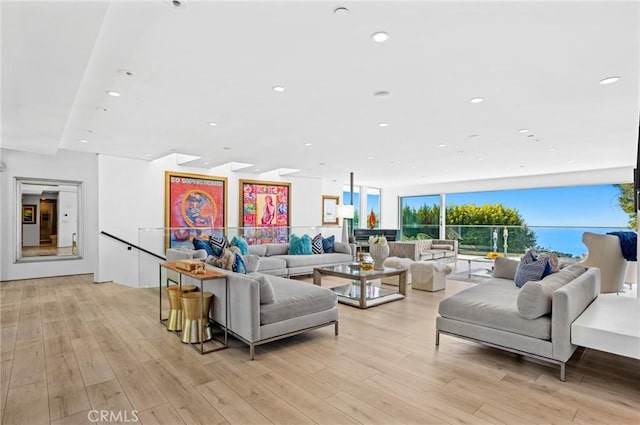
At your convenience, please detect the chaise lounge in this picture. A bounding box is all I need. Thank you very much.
[436,257,600,380]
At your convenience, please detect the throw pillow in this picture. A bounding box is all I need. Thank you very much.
[514,256,550,288]
[243,254,260,273]
[209,235,228,257]
[513,250,551,288]
[322,235,335,253]
[230,236,249,255]
[300,234,313,255]
[493,257,519,280]
[288,234,302,255]
[232,252,247,274]
[193,237,214,256]
[255,275,276,304]
[311,233,324,254]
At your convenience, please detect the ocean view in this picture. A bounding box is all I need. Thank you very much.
[531,226,631,258]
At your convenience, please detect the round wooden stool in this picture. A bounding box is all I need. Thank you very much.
[180,291,213,343]
[166,285,197,331]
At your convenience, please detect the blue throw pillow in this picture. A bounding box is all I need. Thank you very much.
[288,234,304,255]
[232,253,247,274]
[209,235,228,257]
[311,233,324,254]
[230,236,249,255]
[322,235,335,253]
[515,257,550,288]
[193,238,214,256]
[300,234,313,255]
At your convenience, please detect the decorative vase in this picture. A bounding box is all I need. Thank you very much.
[369,243,389,270]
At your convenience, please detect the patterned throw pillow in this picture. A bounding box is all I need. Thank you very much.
[193,237,214,256]
[312,233,324,254]
[230,236,249,255]
[209,235,228,257]
[514,250,551,288]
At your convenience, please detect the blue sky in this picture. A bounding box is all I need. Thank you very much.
[402,184,630,227]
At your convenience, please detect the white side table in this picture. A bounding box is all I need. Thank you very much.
[571,295,640,359]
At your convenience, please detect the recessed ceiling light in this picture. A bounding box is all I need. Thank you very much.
[106,91,120,97]
[79,139,89,143]
[374,90,391,97]
[438,144,446,148]
[333,6,349,15]
[304,143,312,147]
[272,86,285,93]
[208,122,218,126]
[367,156,374,160]
[470,97,484,104]
[378,122,389,127]
[548,147,557,151]
[518,129,529,133]
[599,76,620,85]
[371,32,389,42]
[203,162,209,165]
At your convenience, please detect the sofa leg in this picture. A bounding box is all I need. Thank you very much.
[435,330,440,346]
[560,362,566,382]
[249,344,255,361]
[335,321,339,335]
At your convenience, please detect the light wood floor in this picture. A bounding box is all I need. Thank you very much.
[1,274,639,425]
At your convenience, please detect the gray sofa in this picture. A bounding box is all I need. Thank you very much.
[388,239,458,263]
[166,250,339,359]
[436,257,600,381]
[246,242,354,277]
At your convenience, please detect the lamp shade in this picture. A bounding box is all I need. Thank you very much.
[336,204,354,219]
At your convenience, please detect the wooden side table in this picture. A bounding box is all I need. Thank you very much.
[159,262,228,354]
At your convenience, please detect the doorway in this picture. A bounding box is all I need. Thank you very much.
[39,199,57,245]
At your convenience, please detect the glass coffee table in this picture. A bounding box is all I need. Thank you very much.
[313,264,407,309]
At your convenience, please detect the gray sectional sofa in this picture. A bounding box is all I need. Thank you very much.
[436,257,600,381]
[166,249,339,359]
[168,241,354,277]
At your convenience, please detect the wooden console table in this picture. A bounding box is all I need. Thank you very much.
[159,262,228,354]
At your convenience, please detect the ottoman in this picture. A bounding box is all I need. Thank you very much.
[410,261,452,291]
[381,257,414,286]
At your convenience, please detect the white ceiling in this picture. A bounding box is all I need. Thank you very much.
[2,0,639,187]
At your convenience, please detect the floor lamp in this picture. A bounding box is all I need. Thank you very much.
[336,204,354,244]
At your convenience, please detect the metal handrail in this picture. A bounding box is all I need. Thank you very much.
[100,231,166,261]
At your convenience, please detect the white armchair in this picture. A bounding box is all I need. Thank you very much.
[577,232,628,293]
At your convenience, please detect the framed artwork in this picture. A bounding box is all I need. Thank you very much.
[322,195,339,225]
[239,179,291,244]
[22,205,36,224]
[165,171,227,249]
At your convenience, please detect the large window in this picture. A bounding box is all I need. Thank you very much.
[399,184,632,258]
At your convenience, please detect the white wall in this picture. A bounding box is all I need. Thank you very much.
[0,149,99,281]
[21,194,40,246]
